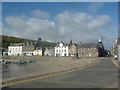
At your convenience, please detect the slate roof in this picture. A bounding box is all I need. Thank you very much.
[68,43,79,47]
[35,42,41,47]
[56,42,68,47]
[10,43,24,46]
[77,43,98,48]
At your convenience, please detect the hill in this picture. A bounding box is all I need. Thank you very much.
[1,35,56,48]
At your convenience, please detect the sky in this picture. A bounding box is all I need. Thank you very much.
[118,2,120,38]
[1,2,118,49]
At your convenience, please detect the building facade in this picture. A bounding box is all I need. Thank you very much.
[77,38,106,58]
[111,38,120,59]
[33,49,42,56]
[68,43,78,57]
[8,43,23,56]
[8,42,34,56]
[55,42,69,57]
[77,43,99,58]
[44,47,54,56]
[118,45,120,61]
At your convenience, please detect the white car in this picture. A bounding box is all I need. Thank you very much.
[114,55,118,60]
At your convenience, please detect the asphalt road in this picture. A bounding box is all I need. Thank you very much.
[9,57,118,88]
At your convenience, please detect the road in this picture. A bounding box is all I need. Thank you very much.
[9,57,118,88]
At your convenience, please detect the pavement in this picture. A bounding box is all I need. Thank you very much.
[2,56,99,82]
[7,57,118,88]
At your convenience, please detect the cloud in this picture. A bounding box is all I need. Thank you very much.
[32,10,50,19]
[3,16,58,41]
[2,10,116,49]
[0,22,1,35]
[56,12,112,38]
[88,2,104,12]
[55,11,115,49]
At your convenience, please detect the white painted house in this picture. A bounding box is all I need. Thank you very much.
[55,42,69,57]
[8,43,23,56]
[8,42,34,56]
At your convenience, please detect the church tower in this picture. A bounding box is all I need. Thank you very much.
[97,37,106,57]
[98,37,102,43]
[98,37,104,49]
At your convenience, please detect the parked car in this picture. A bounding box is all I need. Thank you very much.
[0,60,11,64]
[0,60,3,63]
[114,55,118,60]
[17,60,27,64]
[29,60,38,63]
[12,61,18,64]
[6,60,12,64]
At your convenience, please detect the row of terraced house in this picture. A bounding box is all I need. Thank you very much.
[5,38,107,58]
[111,38,120,60]
[55,38,107,58]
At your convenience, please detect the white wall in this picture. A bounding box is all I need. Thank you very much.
[8,46,22,56]
[55,43,68,57]
[23,51,34,56]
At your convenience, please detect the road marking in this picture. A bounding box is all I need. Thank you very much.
[112,60,118,68]
[0,60,99,88]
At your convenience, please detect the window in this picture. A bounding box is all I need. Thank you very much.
[82,53,84,55]
[88,48,91,51]
[81,48,84,51]
[56,50,58,52]
[65,49,66,52]
[89,53,92,57]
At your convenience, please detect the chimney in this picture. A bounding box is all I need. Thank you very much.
[70,40,72,45]
[80,42,82,45]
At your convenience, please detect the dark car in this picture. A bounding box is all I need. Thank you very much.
[29,60,38,63]
[17,60,27,64]
[0,60,11,64]
[12,61,18,64]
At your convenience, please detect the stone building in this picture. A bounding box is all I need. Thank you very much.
[77,43,99,58]
[111,44,117,56]
[34,38,45,56]
[111,38,120,57]
[97,38,106,57]
[68,41,78,57]
[22,42,34,56]
[117,38,120,45]
[33,48,42,56]
[77,38,106,58]
[44,47,54,56]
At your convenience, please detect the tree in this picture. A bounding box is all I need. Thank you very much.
[38,38,42,42]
